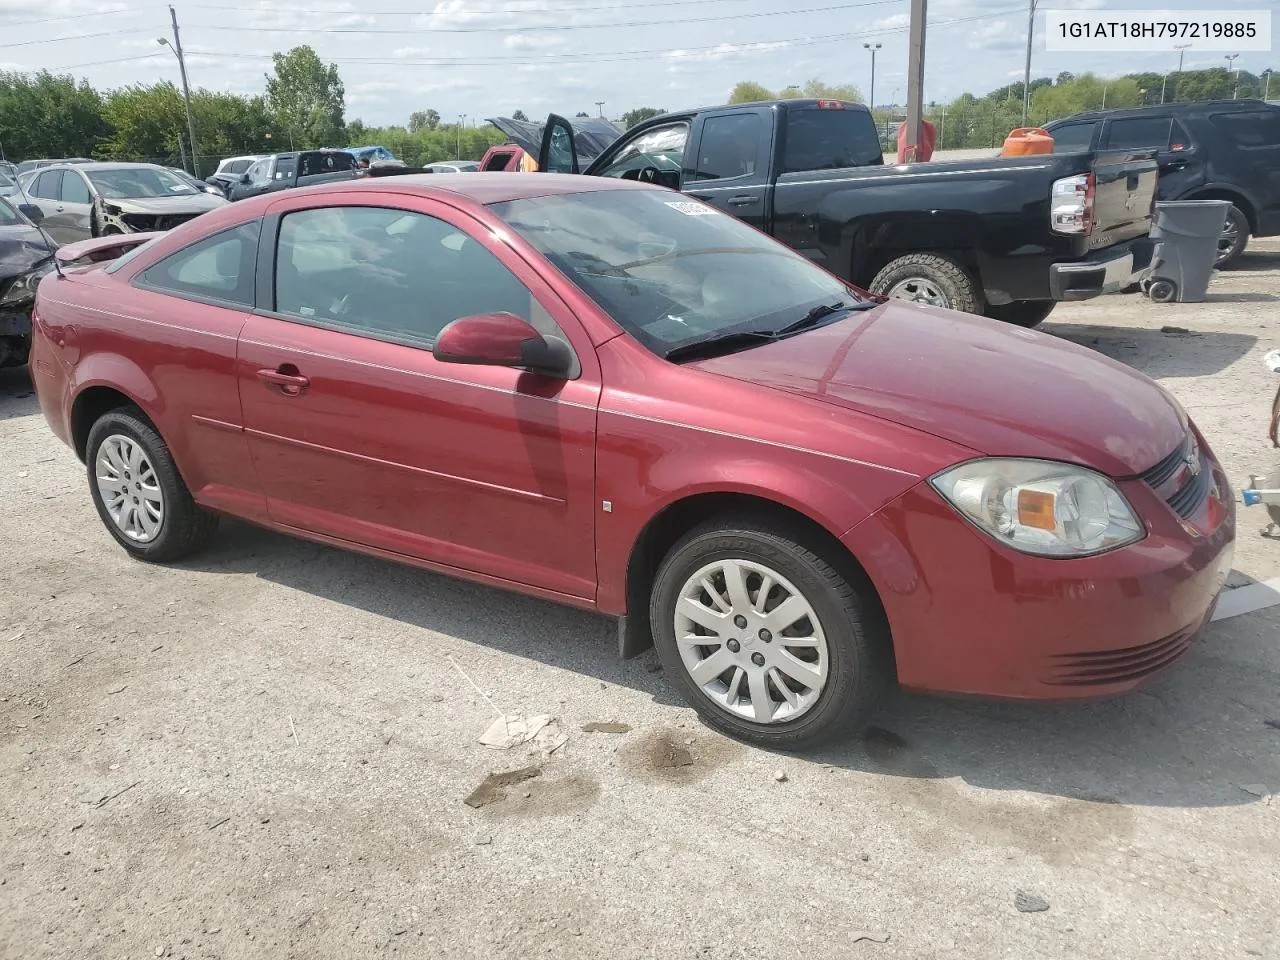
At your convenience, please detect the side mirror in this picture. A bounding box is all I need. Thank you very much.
[433,312,572,377]
[239,173,251,184]
[17,203,43,223]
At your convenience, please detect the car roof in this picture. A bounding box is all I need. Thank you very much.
[288,171,659,206]
[42,162,168,172]
[1048,98,1275,124]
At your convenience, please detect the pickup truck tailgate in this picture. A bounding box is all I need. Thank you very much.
[1089,149,1158,251]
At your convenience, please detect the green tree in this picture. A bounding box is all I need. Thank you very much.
[264,45,345,149]
[728,81,774,104]
[0,70,108,161]
[512,109,528,121]
[800,78,862,102]
[408,109,440,133]
[574,111,590,117]
[620,106,665,128]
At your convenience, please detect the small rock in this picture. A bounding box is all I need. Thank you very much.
[1014,891,1050,913]
[1264,718,1280,731]
[581,721,631,734]
[599,682,607,690]
[774,770,788,783]
[155,948,165,957]
[429,694,445,703]
[522,791,532,799]
[474,835,492,846]
[860,853,870,862]
[645,663,662,673]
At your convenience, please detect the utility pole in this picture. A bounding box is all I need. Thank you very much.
[863,42,881,109]
[1166,43,1190,103]
[456,114,466,157]
[1265,68,1274,101]
[1225,53,1240,98]
[594,100,606,118]
[1021,0,1038,125]
[158,6,199,175]
[903,0,927,161]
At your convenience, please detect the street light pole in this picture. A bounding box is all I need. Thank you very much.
[1225,53,1240,98]
[158,6,199,175]
[1166,43,1191,103]
[863,42,881,109]
[1265,69,1274,101]
[1021,0,1038,125]
[594,100,606,118]
[456,114,466,157]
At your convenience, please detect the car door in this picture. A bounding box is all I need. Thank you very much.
[1102,115,1205,200]
[27,170,68,240]
[233,159,272,201]
[537,114,581,174]
[54,168,95,242]
[683,108,774,231]
[1205,109,1280,233]
[235,193,601,601]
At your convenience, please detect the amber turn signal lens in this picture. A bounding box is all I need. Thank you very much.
[1017,489,1057,531]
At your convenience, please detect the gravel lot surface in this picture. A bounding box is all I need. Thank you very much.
[2,245,1278,959]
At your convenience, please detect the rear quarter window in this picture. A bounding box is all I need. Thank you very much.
[1209,111,1280,146]
[782,108,883,173]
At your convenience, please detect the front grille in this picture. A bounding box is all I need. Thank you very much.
[154,213,200,231]
[1140,432,1211,520]
[1044,627,1195,686]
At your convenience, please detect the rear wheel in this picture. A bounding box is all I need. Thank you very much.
[869,253,983,315]
[985,300,1056,328]
[650,518,891,749]
[1216,204,1249,268]
[86,408,218,562]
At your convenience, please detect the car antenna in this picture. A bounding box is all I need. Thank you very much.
[13,169,65,278]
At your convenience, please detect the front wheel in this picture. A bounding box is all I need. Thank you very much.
[649,518,891,749]
[985,300,1056,328]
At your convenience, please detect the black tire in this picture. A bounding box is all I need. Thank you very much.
[85,407,218,563]
[1215,204,1249,268]
[1148,279,1178,303]
[985,300,1056,328]
[868,252,983,314]
[649,517,892,750]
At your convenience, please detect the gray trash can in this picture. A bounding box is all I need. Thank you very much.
[1144,200,1230,303]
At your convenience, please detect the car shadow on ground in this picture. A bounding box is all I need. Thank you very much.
[1220,250,1280,273]
[184,519,1279,812]
[1044,321,1257,378]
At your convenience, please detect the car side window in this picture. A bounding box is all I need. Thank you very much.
[1105,117,1174,150]
[1049,122,1097,153]
[60,172,91,204]
[596,123,690,180]
[1209,111,1280,146]
[274,156,297,180]
[32,170,63,200]
[274,206,572,357]
[693,113,763,181]
[136,221,260,307]
[247,160,269,183]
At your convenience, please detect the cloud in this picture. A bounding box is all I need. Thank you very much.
[503,33,565,50]
[665,40,792,64]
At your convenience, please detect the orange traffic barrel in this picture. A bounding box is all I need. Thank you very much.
[1000,127,1054,157]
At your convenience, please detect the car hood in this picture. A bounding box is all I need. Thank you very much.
[692,300,1185,478]
[0,224,54,281]
[105,194,228,214]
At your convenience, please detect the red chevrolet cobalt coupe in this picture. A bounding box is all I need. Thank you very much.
[30,175,1234,747]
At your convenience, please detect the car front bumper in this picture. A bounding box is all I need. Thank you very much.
[844,445,1235,700]
[1049,236,1159,302]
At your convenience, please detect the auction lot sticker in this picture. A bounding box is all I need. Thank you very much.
[1045,9,1272,51]
[666,201,719,216]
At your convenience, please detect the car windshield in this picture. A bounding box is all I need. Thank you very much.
[491,188,859,357]
[0,171,14,188]
[0,198,21,226]
[87,168,199,199]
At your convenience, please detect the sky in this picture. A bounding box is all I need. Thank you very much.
[1,0,1277,126]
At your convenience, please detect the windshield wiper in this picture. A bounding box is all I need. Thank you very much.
[770,299,878,337]
[664,330,779,363]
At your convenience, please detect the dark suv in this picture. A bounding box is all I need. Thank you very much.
[1044,99,1280,266]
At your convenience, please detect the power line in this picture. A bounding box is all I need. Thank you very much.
[0,9,137,28]
[188,0,908,35]
[0,28,153,49]
[45,53,169,70]
[187,0,772,11]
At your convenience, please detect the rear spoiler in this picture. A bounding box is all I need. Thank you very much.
[55,232,163,267]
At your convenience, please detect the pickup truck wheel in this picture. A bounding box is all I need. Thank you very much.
[649,518,891,749]
[86,408,219,563]
[1216,205,1249,267]
[869,253,982,314]
[985,300,1056,328]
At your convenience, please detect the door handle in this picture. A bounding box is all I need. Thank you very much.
[1163,160,1187,171]
[727,196,758,207]
[55,205,65,212]
[257,366,310,396]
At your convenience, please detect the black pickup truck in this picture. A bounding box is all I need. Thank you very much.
[226,150,359,202]
[536,100,1159,326]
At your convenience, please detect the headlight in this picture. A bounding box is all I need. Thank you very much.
[930,458,1144,557]
[0,261,54,307]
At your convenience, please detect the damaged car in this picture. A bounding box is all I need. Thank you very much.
[0,197,55,368]
[20,162,227,244]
